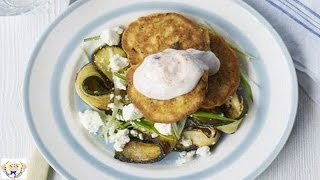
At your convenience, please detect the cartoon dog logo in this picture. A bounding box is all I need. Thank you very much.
[1,161,26,179]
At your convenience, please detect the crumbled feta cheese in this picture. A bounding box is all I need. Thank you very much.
[109,54,129,72]
[130,130,138,137]
[100,27,123,46]
[154,123,172,136]
[196,146,211,157]
[107,102,123,110]
[176,151,196,165]
[113,27,124,34]
[180,137,192,147]
[113,76,127,90]
[122,103,144,121]
[151,133,159,138]
[115,114,124,121]
[109,94,114,99]
[125,95,129,101]
[138,133,144,140]
[78,110,104,133]
[108,129,130,152]
[115,95,122,100]
[107,103,115,109]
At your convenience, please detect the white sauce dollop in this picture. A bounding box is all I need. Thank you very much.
[133,49,220,100]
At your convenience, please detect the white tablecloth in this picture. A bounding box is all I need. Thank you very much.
[0,1,319,179]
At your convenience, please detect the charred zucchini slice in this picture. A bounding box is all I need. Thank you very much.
[175,126,220,151]
[221,93,247,119]
[217,94,248,134]
[114,119,179,163]
[114,137,167,163]
[75,63,113,110]
[216,119,243,134]
[129,119,178,153]
[191,93,247,128]
[92,45,127,81]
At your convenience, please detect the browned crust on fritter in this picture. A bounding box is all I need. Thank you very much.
[127,66,208,123]
[201,34,240,109]
[122,12,210,65]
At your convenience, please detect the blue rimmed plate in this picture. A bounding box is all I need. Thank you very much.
[24,0,298,179]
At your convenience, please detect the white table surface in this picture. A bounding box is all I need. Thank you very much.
[0,0,319,179]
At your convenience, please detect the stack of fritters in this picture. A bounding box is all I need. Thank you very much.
[122,13,240,123]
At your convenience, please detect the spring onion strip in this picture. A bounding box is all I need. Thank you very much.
[104,88,122,135]
[191,111,236,122]
[171,119,187,139]
[240,73,254,102]
[130,119,176,141]
[227,42,254,60]
[199,22,217,34]
[118,121,133,129]
[114,72,127,81]
[119,65,130,74]
[200,21,254,60]
[84,35,100,42]
[111,88,121,121]
[82,48,90,61]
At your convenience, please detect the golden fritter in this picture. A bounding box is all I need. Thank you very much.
[127,65,208,123]
[202,34,240,109]
[122,12,210,65]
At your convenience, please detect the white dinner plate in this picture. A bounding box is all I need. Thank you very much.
[24,0,298,179]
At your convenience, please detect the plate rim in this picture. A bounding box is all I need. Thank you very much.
[23,0,298,179]
[237,1,298,179]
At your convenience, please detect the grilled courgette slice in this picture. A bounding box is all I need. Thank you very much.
[175,126,220,151]
[191,93,248,128]
[217,93,248,134]
[130,119,178,154]
[92,45,127,81]
[221,93,247,119]
[75,63,113,110]
[114,135,177,163]
[114,119,179,163]
[216,119,243,134]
